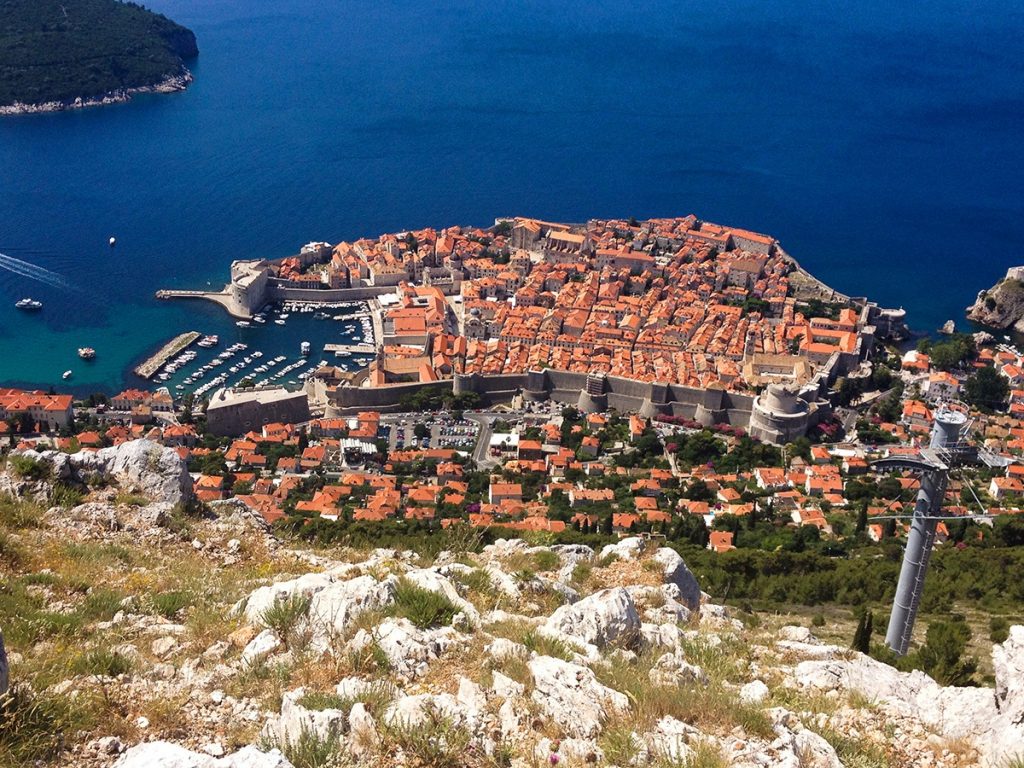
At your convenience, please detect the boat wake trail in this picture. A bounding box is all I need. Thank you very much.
[0,252,72,289]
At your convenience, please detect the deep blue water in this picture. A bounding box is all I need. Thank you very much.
[0,0,1022,392]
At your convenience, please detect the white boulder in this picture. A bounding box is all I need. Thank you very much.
[114,742,293,767]
[528,655,630,738]
[541,587,640,648]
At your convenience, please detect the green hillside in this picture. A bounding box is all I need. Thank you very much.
[0,0,197,107]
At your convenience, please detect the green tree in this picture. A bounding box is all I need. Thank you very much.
[912,617,978,686]
[963,366,1009,411]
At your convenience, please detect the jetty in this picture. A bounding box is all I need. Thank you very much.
[135,331,201,379]
[155,288,243,318]
[324,343,377,357]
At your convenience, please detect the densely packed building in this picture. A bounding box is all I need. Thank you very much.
[317,216,871,393]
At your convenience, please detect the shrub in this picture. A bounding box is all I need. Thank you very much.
[382,704,472,768]
[258,594,312,648]
[387,578,458,629]
[297,692,346,711]
[7,455,49,481]
[990,616,1010,644]
[150,591,192,620]
[263,724,344,768]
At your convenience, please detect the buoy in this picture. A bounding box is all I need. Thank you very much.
[109,236,117,247]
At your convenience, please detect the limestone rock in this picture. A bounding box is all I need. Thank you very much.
[307,575,397,647]
[598,536,645,561]
[114,742,294,767]
[97,439,194,504]
[650,548,702,610]
[262,689,345,750]
[241,630,281,666]
[740,679,770,704]
[347,702,378,757]
[528,655,630,738]
[541,587,640,649]
[351,617,460,680]
[993,624,1024,716]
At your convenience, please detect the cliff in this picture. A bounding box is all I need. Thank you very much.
[966,271,1024,331]
[0,440,1022,767]
[0,0,198,113]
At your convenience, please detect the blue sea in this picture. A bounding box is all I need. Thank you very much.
[0,0,1022,393]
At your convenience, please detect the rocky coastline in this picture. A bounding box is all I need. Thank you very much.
[965,266,1024,332]
[0,70,193,116]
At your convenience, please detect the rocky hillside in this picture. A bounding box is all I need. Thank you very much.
[0,440,1022,768]
[966,275,1024,331]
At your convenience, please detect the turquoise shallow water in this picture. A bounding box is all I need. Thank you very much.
[0,0,1022,393]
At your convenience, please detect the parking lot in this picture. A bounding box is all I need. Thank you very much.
[385,414,478,451]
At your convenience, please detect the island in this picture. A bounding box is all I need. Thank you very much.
[0,0,198,115]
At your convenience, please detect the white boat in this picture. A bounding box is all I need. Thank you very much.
[300,341,311,356]
[62,370,72,379]
[274,319,286,325]
[109,236,117,247]
[236,321,250,328]
[77,347,96,359]
[15,298,42,310]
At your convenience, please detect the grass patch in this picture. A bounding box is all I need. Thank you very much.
[386,578,458,630]
[0,496,41,529]
[150,590,192,620]
[72,648,133,678]
[520,629,578,661]
[49,483,84,508]
[818,724,889,768]
[80,588,126,621]
[115,492,150,507]
[0,686,73,767]
[262,724,345,768]
[594,649,773,741]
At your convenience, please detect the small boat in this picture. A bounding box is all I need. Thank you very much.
[236,321,250,328]
[77,347,96,359]
[313,311,330,320]
[15,298,42,310]
[109,236,117,247]
[274,319,286,325]
[62,370,72,379]
[300,341,311,356]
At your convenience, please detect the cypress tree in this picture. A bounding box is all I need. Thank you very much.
[852,609,873,654]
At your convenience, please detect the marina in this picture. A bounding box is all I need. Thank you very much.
[148,300,377,402]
